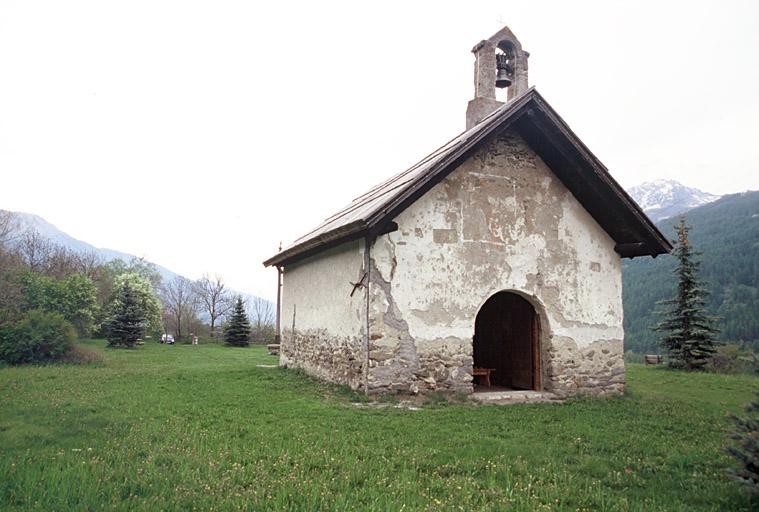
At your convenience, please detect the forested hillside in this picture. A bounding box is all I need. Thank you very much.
[623,191,759,353]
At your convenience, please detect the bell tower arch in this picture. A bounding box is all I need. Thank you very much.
[465,26,530,130]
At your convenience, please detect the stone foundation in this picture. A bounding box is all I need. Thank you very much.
[368,336,473,394]
[544,338,625,397]
[282,329,624,397]
[280,328,365,390]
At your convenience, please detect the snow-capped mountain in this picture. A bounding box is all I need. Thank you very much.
[628,179,721,222]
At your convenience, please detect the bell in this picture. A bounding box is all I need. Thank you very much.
[495,53,512,88]
[495,67,512,88]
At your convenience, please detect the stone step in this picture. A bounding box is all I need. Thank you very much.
[470,390,562,405]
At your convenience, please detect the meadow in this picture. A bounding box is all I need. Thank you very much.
[0,340,756,511]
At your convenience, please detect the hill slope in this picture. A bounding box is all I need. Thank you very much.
[9,211,181,283]
[623,190,759,353]
[3,209,270,311]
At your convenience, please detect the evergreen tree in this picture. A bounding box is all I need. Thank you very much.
[727,391,759,492]
[224,297,251,347]
[105,282,146,348]
[654,216,719,369]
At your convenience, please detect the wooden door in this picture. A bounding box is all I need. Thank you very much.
[473,292,539,390]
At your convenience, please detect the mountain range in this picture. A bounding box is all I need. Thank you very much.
[10,211,182,284]
[3,209,268,310]
[627,179,721,222]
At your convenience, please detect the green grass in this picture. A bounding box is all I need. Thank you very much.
[0,341,756,511]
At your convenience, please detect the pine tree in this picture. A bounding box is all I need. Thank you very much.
[224,297,251,347]
[727,391,759,492]
[105,282,146,348]
[654,216,719,369]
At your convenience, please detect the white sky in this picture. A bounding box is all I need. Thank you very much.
[1,1,758,300]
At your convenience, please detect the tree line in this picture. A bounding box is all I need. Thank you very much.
[0,210,274,362]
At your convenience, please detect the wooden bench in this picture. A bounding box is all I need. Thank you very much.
[473,367,496,387]
[267,344,280,356]
[644,354,663,365]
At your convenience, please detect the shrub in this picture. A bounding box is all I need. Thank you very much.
[0,309,76,364]
[59,344,106,365]
[706,344,753,374]
[741,351,759,376]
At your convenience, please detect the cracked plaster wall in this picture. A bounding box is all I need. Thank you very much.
[368,129,625,396]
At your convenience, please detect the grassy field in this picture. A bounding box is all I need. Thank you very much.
[0,341,756,511]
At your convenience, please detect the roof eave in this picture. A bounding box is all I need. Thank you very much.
[526,92,673,257]
[263,220,368,267]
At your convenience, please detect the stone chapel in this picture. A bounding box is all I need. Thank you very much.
[264,26,670,398]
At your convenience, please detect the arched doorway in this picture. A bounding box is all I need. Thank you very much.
[473,292,541,390]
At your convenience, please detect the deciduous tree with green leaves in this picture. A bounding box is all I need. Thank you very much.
[19,272,99,336]
[654,217,719,370]
[224,297,251,347]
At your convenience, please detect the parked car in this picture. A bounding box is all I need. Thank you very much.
[161,334,175,344]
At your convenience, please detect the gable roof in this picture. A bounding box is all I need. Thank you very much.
[264,88,672,267]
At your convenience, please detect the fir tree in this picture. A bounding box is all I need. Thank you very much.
[105,282,146,348]
[654,216,719,369]
[224,297,251,347]
[727,391,759,493]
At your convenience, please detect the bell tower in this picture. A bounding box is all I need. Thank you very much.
[465,26,530,130]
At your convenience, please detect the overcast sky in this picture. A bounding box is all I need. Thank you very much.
[1,1,757,300]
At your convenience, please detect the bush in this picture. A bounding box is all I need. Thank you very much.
[706,344,755,375]
[59,344,106,365]
[0,310,76,364]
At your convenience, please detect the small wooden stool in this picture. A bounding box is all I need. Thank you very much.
[473,367,495,387]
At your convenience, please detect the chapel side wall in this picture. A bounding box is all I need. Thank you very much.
[280,239,366,389]
[367,129,625,397]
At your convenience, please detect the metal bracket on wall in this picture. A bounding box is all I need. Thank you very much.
[349,272,368,297]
